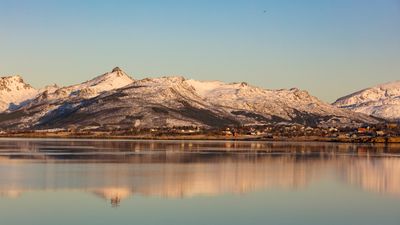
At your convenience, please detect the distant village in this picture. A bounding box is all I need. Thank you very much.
[1,121,400,143]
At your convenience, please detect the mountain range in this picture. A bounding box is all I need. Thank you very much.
[0,67,395,131]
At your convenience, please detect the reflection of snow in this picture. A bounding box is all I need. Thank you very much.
[337,158,400,197]
[0,155,399,207]
[0,190,22,198]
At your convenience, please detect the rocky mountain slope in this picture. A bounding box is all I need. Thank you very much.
[0,75,38,111]
[333,81,400,121]
[0,68,379,130]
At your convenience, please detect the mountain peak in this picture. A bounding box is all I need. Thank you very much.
[1,75,23,83]
[0,75,38,111]
[19,68,135,104]
[109,67,130,79]
[91,67,133,84]
[0,75,34,91]
[112,67,122,73]
[72,68,134,96]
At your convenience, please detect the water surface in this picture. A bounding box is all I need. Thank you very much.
[0,139,399,225]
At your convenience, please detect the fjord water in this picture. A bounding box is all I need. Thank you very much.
[0,139,399,225]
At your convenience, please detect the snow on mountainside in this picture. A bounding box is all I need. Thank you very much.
[74,67,134,94]
[35,67,134,101]
[186,79,377,126]
[333,80,400,120]
[1,67,135,128]
[0,68,379,130]
[0,75,38,111]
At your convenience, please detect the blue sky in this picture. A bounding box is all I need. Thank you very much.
[1,0,399,102]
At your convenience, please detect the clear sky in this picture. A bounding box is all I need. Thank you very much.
[1,0,399,102]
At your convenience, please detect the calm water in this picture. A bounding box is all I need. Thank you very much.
[0,138,399,225]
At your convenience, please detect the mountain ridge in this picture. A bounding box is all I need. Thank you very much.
[0,68,381,130]
[333,80,400,121]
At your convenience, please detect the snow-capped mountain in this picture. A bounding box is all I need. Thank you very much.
[333,80,400,121]
[185,79,372,125]
[0,68,379,130]
[34,66,134,101]
[0,75,39,111]
[0,67,135,128]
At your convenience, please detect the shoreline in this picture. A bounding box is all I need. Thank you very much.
[0,133,399,143]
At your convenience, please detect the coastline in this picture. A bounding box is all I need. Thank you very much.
[1,132,400,143]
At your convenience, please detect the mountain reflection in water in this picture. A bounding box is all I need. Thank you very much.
[0,139,399,207]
